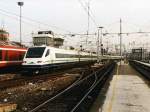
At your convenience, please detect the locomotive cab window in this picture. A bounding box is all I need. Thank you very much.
[0,50,2,61]
[26,47,46,58]
[45,49,50,57]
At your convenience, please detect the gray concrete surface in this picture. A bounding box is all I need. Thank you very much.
[90,62,150,112]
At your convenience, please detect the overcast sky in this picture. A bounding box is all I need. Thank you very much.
[0,0,150,50]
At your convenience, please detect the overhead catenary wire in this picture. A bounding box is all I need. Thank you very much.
[0,2,99,37]
[0,10,76,46]
[0,11,43,30]
[84,0,97,24]
[0,8,73,33]
[77,0,98,28]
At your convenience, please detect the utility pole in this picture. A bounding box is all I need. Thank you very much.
[100,27,103,56]
[120,19,122,65]
[106,38,109,54]
[17,1,24,44]
[97,26,103,63]
[97,27,100,63]
[86,1,90,45]
[88,1,90,36]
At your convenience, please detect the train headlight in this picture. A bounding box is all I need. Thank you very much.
[37,61,42,63]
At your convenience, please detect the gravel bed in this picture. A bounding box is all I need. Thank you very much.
[0,75,77,112]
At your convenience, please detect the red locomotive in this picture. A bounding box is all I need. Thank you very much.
[0,29,27,69]
[0,45,26,68]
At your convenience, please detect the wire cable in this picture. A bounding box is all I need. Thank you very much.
[0,8,72,33]
[78,0,98,27]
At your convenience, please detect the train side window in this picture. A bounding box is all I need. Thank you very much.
[45,49,49,57]
[0,50,2,61]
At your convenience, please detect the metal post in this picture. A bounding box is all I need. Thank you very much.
[86,1,90,46]
[97,28,100,63]
[97,27,103,63]
[20,5,22,44]
[100,27,103,56]
[88,1,90,36]
[17,2,24,44]
[120,19,122,65]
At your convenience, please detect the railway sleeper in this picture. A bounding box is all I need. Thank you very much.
[70,63,115,112]
[28,62,116,112]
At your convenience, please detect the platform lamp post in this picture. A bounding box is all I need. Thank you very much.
[119,19,122,65]
[17,1,24,44]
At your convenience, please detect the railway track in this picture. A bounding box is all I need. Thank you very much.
[129,60,150,81]
[0,65,93,90]
[28,62,116,112]
[0,63,103,111]
[0,61,99,89]
[0,61,96,83]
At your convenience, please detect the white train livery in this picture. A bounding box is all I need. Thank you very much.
[22,46,97,74]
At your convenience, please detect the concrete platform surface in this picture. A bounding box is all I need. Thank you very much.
[90,62,150,112]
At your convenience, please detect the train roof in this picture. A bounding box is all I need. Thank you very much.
[29,46,77,51]
[29,46,95,54]
[0,45,27,50]
[0,41,26,48]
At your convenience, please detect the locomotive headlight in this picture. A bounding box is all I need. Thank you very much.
[37,61,42,63]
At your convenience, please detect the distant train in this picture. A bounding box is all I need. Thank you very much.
[22,46,97,74]
[0,45,27,68]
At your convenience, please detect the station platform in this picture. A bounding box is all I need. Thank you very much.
[90,61,150,112]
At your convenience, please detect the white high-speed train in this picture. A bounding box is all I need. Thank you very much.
[22,46,97,74]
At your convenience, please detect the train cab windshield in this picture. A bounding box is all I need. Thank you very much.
[26,47,46,58]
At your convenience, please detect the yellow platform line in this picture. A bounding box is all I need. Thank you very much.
[107,64,119,112]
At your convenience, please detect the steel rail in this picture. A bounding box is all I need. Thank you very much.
[29,65,108,112]
[29,74,83,112]
[29,67,98,111]
[130,61,150,80]
[70,64,113,112]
